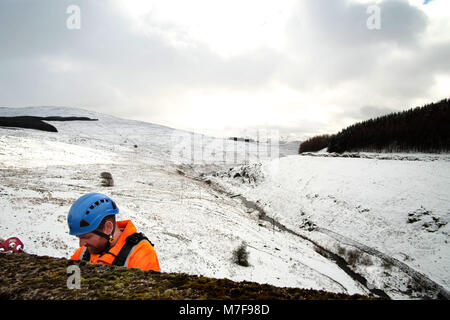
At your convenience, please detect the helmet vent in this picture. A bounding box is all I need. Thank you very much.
[80,219,90,228]
[85,210,90,215]
[90,205,95,209]
[112,201,117,210]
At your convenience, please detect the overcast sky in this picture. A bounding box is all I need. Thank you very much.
[0,0,449,140]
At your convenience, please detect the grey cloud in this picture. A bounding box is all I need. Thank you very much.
[281,0,449,107]
[366,40,450,102]
[288,0,427,49]
[0,0,280,110]
[344,105,397,122]
[283,0,430,90]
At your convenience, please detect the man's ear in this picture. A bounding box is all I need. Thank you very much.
[103,220,114,234]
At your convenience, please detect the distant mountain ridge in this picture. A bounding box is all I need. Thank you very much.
[0,106,299,157]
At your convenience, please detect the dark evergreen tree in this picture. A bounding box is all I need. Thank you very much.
[299,98,450,154]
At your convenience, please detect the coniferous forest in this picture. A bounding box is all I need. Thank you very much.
[298,134,334,153]
[299,98,450,154]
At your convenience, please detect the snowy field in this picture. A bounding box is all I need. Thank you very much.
[209,155,450,299]
[1,106,449,299]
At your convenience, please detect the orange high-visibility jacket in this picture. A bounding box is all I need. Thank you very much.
[71,220,160,272]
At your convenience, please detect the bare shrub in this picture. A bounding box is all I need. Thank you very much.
[100,172,113,179]
[100,172,114,187]
[336,246,370,266]
[359,255,373,266]
[382,259,393,271]
[337,245,347,256]
[233,242,250,267]
[314,245,330,258]
[346,249,361,266]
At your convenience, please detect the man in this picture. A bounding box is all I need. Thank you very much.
[68,192,160,272]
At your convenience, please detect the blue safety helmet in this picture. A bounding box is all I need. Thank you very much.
[67,193,119,236]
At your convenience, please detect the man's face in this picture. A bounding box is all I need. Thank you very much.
[77,232,107,254]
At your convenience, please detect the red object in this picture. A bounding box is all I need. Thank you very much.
[0,237,24,255]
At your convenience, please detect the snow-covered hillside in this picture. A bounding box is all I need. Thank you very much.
[208,154,450,299]
[1,106,449,299]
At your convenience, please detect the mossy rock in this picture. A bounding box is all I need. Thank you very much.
[0,253,377,300]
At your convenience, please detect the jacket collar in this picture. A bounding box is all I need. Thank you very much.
[95,220,137,264]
